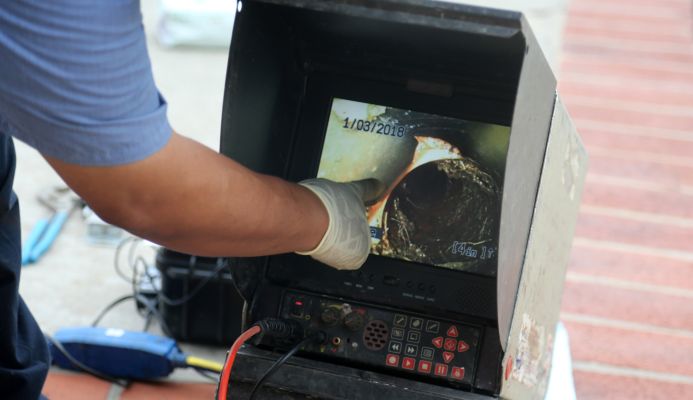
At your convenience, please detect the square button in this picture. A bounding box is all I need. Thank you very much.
[421,347,435,360]
[417,360,432,374]
[393,314,407,327]
[410,317,423,330]
[425,320,440,333]
[391,328,405,340]
[385,354,399,367]
[388,341,402,354]
[404,344,418,357]
[407,331,421,343]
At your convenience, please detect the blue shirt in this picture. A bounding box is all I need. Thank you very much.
[0,1,171,166]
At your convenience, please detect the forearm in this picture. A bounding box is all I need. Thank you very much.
[45,132,328,256]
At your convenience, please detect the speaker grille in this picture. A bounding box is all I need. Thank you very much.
[363,320,389,350]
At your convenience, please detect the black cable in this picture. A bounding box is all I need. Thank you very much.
[45,335,130,387]
[142,311,154,332]
[89,291,173,338]
[248,334,318,400]
[114,237,139,282]
[131,255,145,304]
[134,293,174,337]
[193,368,219,382]
[141,256,159,285]
[157,258,230,306]
[127,237,143,270]
[121,241,230,310]
[106,241,231,341]
[91,295,135,327]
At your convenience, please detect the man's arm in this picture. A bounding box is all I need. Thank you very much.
[1,3,373,268]
[45,132,329,257]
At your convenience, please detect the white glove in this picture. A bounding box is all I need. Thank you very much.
[297,178,384,270]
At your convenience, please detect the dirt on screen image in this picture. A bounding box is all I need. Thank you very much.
[317,98,510,277]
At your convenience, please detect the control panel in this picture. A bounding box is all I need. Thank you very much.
[278,290,481,386]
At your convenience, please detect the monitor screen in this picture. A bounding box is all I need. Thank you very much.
[316,98,510,277]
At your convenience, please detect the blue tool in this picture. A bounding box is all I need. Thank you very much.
[47,327,222,380]
[21,187,78,266]
[21,211,70,265]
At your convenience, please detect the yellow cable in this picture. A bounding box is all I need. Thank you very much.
[186,355,223,372]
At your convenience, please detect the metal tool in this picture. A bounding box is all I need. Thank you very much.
[21,186,80,265]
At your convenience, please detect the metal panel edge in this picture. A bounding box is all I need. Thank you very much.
[499,96,588,400]
[497,14,557,350]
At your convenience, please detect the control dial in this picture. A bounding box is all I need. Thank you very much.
[344,311,366,331]
[320,307,341,326]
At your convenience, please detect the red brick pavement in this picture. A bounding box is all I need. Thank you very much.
[43,370,216,400]
[573,371,693,400]
[565,321,693,377]
[119,381,216,399]
[559,0,693,398]
[43,371,113,400]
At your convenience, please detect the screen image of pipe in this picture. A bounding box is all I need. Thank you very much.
[317,99,510,277]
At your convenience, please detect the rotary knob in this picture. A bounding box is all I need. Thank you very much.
[343,311,366,331]
[320,307,341,326]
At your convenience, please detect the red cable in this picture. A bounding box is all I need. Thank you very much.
[217,325,262,400]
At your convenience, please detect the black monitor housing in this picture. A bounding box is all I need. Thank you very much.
[219,1,586,399]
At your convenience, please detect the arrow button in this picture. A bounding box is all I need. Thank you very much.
[432,337,444,349]
[446,325,459,338]
[457,340,470,353]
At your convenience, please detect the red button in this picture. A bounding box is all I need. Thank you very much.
[386,354,399,367]
[446,325,459,337]
[417,360,432,374]
[402,357,416,370]
[432,337,444,349]
[451,367,465,380]
[434,363,449,377]
[457,340,470,353]
[442,351,455,363]
[444,338,456,351]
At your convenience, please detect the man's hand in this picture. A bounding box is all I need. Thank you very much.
[297,179,384,270]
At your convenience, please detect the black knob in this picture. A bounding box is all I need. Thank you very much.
[344,311,366,331]
[320,308,341,326]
